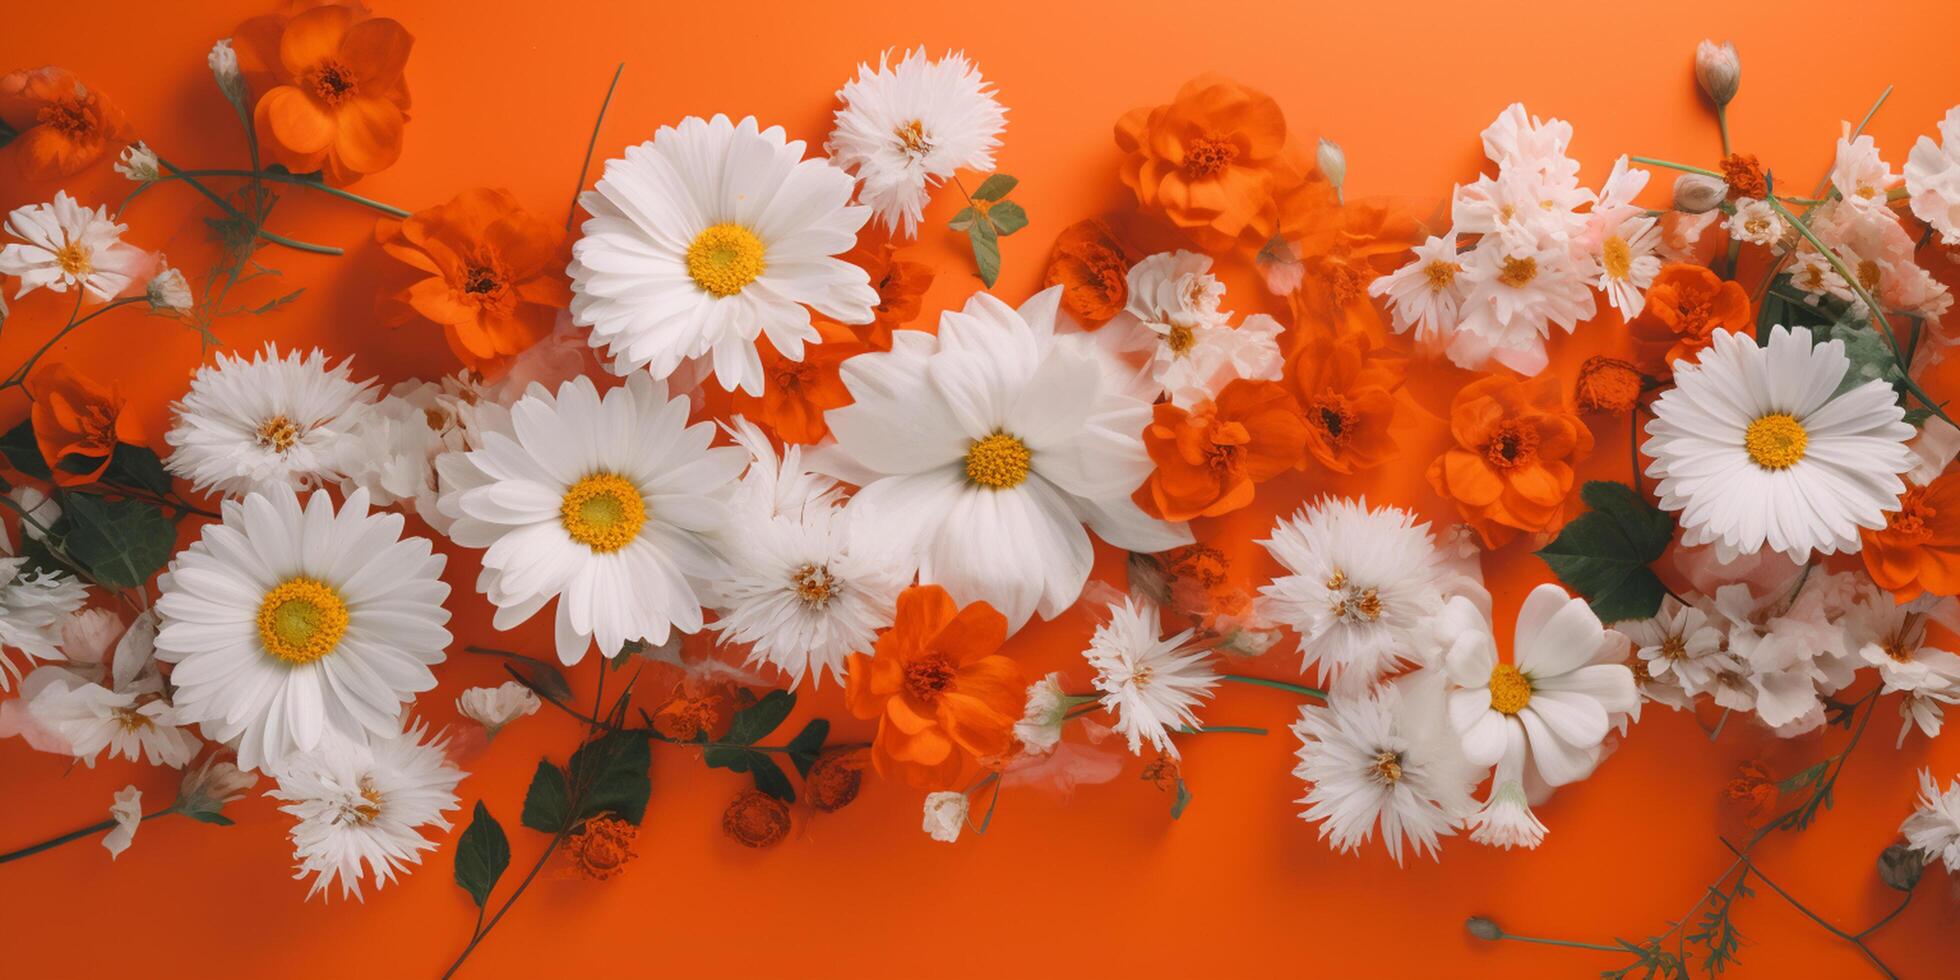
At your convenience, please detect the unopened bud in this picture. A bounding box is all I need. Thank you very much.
[1695,40,1740,108]
[1877,843,1925,892]
[208,39,247,112]
[1316,138,1347,203]
[1672,173,1727,213]
[1466,916,1504,941]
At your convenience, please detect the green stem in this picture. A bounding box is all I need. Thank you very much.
[1718,840,1898,979]
[1716,106,1732,158]
[567,63,625,231]
[1855,893,1912,941]
[1175,724,1268,736]
[0,296,145,390]
[172,169,410,218]
[0,807,177,864]
[1491,932,1625,954]
[1218,674,1327,699]
[149,159,344,255]
[1629,155,1722,178]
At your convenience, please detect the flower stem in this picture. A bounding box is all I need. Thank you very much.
[1717,839,1899,979]
[0,807,177,864]
[1629,155,1723,179]
[1490,932,1626,954]
[1175,724,1268,736]
[1218,674,1327,699]
[161,168,410,218]
[0,296,145,391]
[1716,106,1732,158]
[148,158,345,254]
[567,63,625,231]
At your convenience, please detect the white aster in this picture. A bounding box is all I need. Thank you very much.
[454,681,541,737]
[1831,131,1897,214]
[332,380,469,532]
[1726,198,1784,247]
[1449,237,1597,375]
[1084,597,1218,758]
[164,344,380,498]
[0,541,88,691]
[827,47,1006,238]
[1289,677,1476,866]
[103,785,143,859]
[1369,232,1465,344]
[145,261,192,314]
[0,190,149,302]
[1615,596,1730,695]
[1903,768,1960,874]
[1848,592,1960,695]
[1905,107,1960,244]
[270,719,464,901]
[1590,209,1661,317]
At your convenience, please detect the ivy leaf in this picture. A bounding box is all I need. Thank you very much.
[61,494,174,589]
[568,729,651,824]
[520,760,570,833]
[783,718,828,777]
[724,689,795,746]
[453,802,510,908]
[1533,481,1676,623]
[971,174,1018,201]
[967,219,1002,288]
[102,444,174,498]
[987,200,1028,237]
[0,420,50,480]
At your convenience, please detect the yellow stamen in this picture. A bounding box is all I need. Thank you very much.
[894,119,930,155]
[1744,413,1808,470]
[55,242,92,278]
[1423,260,1461,291]
[560,473,646,553]
[791,563,838,608]
[1601,237,1632,280]
[685,223,767,297]
[257,577,350,666]
[1370,750,1404,784]
[1497,255,1538,288]
[964,432,1031,489]
[1488,663,1532,716]
[256,415,300,453]
[1165,321,1197,355]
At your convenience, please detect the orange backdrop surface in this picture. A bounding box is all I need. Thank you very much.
[5,0,1960,976]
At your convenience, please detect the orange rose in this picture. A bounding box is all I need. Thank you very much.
[376,187,570,377]
[1044,218,1131,327]
[24,362,141,486]
[1115,75,1313,253]
[1138,379,1308,522]
[731,321,863,445]
[1287,322,1404,475]
[1629,264,1752,373]
[232,1,413,184]
[1860,474,1960,603]
[842,241,933,350]
[844,585,1023,789]
[0,67,132,180]
[1426,373,1593,548]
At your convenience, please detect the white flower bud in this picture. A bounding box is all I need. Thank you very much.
[1672,173,1727,214]
[455,681,542,737]
[1316,137,1347,202]
[1695,40,1740,109]
[114,141,161,183]
[208,39,247,111]
[146,263,193,314]
[175,756,257,824]
[921,791,970,843]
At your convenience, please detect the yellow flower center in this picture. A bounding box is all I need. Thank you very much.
[791,563,838,609]
[1497,255,1538,288]
[964,432,1031,489]
[1744,413,1808,470]
[1601,237,1632,280]
[256,415,301,453]
[1165,321,1197,355]
[55,242,92,278]
[1369,750,1404,785]
[894,119,930,155]
[1488,663,1532,716]
[560,473,646,553]
[1423,259,1461,291]
[257,577,350,666]
[685,223,766,297]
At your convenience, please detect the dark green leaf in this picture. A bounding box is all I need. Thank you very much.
[453,801,510,908]
[61,494,174,589]
[987,200,1028,236]
[1170,778,1193,820]
[183,811,235,826]
[485,653,572,704]
[520,760,570,833]
[569,729,651,824]
[0,420,50,480]
[947,206,977,232]
[747,753,795,802]
[784,719,828,777]
[1533,481,1676,623]
[724,689,795,746]
[968,220,1001,288]
[971,173,1018,201]
[102,444,174,497]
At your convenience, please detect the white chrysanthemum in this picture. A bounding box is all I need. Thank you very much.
[1906,107,1960,245]
[1615,596,1729,694]
[270,720,464,901]
[1258,498,1448,689]
[1290,678,1475,866]
[568,114,878,395]
[1369,232,1464,344]
[1449,238,1597,375]
[827,47,1006,238]
[1085,598,1218,758]
[437,373,744,665]
[164,344,380,498]
[454,681,540,737]
[1116,250,1280,406]
[0,191,149,302]
[819,286,1190,630]
[1726,198,1784,247]
[15,663,199,768]
[1644,325,1915,563]
[1903,768,1960,873]
[334,380,469,532]
[0,530,88,690]
[154,486,450,773]
[104,785,142,859]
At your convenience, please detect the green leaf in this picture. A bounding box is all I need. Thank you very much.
[60,494,174,589]
[0,420,50,480]
[102,444,174,498]
[520,761,570,833]
[482,652,572,703]
[703,745,796,802]
[968,220,1001,288]
[987,200,1028,236]
[569,729,652,824]
[784,718,828,777]
[971,173,1018,201]
[453,801,510,908]
[183,811,235,826]
[1170,778,1193,820]
[1533,481,1676,623]
[947,206,977,232]
[724,690,795,746]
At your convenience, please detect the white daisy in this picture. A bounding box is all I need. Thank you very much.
[270,719,464,901]
[1831,131,1897,213]
[1644,325,1916,562]
[1726,198,1784,247]
[568,114,879,395]
[826,47,1007,238]
[1590,210,1661,317]
[1258,497,1448,689]
[1789,250,1853,306]
[1615,596,1729,694]
[15,663,200,768]
[1903,768,1960,873]
[154,486,451,773]
[1084,597,1218,757]
[164,344,380,498]
[454,681,540,737]
[1369,232,1465,344]
[0,532,88,691]
[436,373,745,664]
[1289,677,1475,865]
[103,785,143,859]
[1905,107,1960,244]
[0,191,148,302]
[819,286,1190,630]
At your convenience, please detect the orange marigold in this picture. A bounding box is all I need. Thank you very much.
[232,1,413,184]
[1426,373,1593,548]
[843,241,933,350]
[24,362,141,486]
[804,749,867,813]
[1720,153,1768,200]
[1629,263,1752,373]
[730,321,863,445]
[1286,322,1404,474]
[648,686,730,743]
[1573,356,1643,415]
[1138,379,1308,522]
[1860,473,1960,603]
[1044,218,1131,327]
[0,67,132,180]
[563,815,638,879]
[844,585,1023,789]
[1115,75,1311,253]
[376,187,570,377]
[722,789,792,848]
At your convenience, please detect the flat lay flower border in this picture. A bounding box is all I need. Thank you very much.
[4,7,1960,976]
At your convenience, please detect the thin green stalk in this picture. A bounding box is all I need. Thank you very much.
[1175,724,1268,736]
[0,806,177,864]
[1716,106,1732,158]
[0,296,145,390]
[568,63,625,231]
[1718,840,1898,979]
[1629,155,1723,178]
[162,168,411,218]
[1218,674,1327,699]
[1489,932,1625,954]
[149,159,343,255]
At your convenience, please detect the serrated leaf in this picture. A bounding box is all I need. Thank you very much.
[520,761,570,832]
[453,802,510,908]
[1533,481,1675,623]
[724,689,795,746]
[784,719,828,777]
[987,200,1028,236]
[971,174,1017,201]
[569,729,651,824]
[61,494,174,589]
[0,419,50,480]
[968,220,1001,287]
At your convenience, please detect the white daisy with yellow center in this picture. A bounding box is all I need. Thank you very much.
[154,486,452,773]
[436,373,746,665]
[0,190,149,303]
[164,343,380,498]
[826,47,1006,238]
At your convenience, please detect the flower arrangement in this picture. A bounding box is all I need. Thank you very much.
[3,11,1960,976]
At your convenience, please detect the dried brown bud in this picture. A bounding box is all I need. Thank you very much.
[1575,356,1643,415]
[1466,916,1504,941]
[805,749,866,813]
[722,789,791,848]
[1877,842,1925,892]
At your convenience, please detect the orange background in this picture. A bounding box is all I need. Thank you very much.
[5,0,1960,976]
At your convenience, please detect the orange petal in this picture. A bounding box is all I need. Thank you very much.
[331,95,404,176]
[279,5,354,76]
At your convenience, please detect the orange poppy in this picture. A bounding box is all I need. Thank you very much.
[375,187,570,377]
[1628,263,1752,373]
[0,67,132,181]
[1138,379,1308,522]
[837,240,933,350]
[232,1,413,184]
[844,585,1023,789]
[1426,372,1593,548]
[1286,321,1404,475]
[1115,75,1313,253]
[730,321,864,445]
[1044,217,1131,327]
[1860,473,1960,603]
[24,362,141,486]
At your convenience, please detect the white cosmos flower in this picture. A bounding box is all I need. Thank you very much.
[1903,768,1960,873]
[454,681,540,737]
[1905,107,1960,244]
[154,486,451,773]
[103,786,143,859]
[568,114,878,395]
[1848,592,1960,694]
[164,344,380,498]
[15,663,199,768]
[270,719,464,901]
[819,286,1190,630]
[1615,596,1730,695]
[1726,198,1784,247]
[1369,232,1465,344]
[1644,325,1915,563]
[436,373,745,665]
[0,191,149,302]
[1085,597,1218,758]
[1590,209,1661,317]
[1258,497,1448,690]
[826,47,1006,238]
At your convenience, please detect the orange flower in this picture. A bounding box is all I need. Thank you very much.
[1629,264,1752,372]
[562,815,638,879]
[730,321,863,445]
[1138,379,1308,522]
[24,363,140,486]
[232,1,413,184]
[0,67,132,180]
[1426,373,1593,548]
[1283,201,1420,335]
[722,789,791,848]
[1573,356,1643,415]
[1860,473,1960,603]
[1044,218,1131,327]
[1286,322,1404,475]
[844,585,1023,789]
[376,187,570,377]
[840,241,933,350]
[1115,75,1311,253]
[648,685,731,742]
[1721,153,1768,200]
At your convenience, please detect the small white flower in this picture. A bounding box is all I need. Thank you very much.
[333,379,468,532]
[208,38,247,109]
[1831,131,1897,213]
[0,543,89,691]
[1085,597,1218,758]
[454,681,541,737]
[1449,237,1597,376]
[1726,198,1784,247]
[0,191,150,303]
[826,47,1007,238]
[1369,233,1465,344]
[163,344,380,498]
[115,141,162,183]
[146,262,193,314]
[15,663,199,768]
[1789,250,1852,305]
[1012,672,1084,755]
[270,720,465,901]
[1905,107,1960,244]
[1902,768,1960,873]
[1289,676,1475,865]
[103,785,143,859]
[1615,596,1729,695]
[921,791,969,843]
[177,755,257,822]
